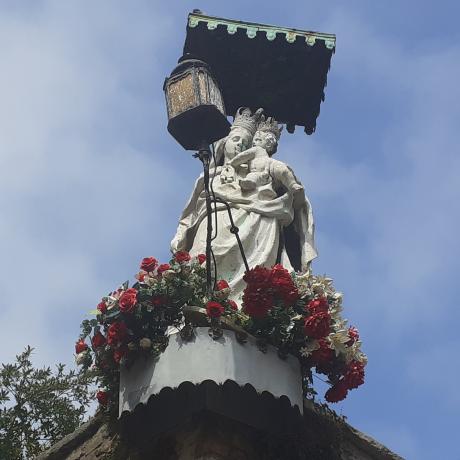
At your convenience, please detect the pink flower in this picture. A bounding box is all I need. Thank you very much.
[197,254,206,264]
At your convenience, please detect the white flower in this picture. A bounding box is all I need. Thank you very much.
[312,283,325,296]
[127,342,137,351]
[162,270,176,280]
[146,276,158,288]
[344,341,367,364]
[328,330,350,356]
[139,338,152,350]
[330,311,347,328]
[332,291,343,303]
[299,340,320,357]
[214,288,231,300]
[295,272,313,296]
[75,350,89,366]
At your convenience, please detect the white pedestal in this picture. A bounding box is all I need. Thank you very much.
[119,327,303,418]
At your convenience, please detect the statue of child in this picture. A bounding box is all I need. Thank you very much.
[228,129,303,195]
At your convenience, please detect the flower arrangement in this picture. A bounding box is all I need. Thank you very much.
[76,252,366,411]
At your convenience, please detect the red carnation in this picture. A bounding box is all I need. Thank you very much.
[279,285,299,306]
[307,297,329,315]
[347,326,360,345]
[197,253,206,264]
[97,301,107,314]
[242,266,276,317]
[175,251,191,263]
[140,257,157,272]
[228,300,238,311]
[157,263,171,275]
[325,380,348,403]
[216,279,229,290]
[113,346,128,364]
[75,339,88,354]
[343,361,365,389]
[270,264,299,306]
[119,288,138,314]
[304,311,331,339]
[96,390,108,406]
[206,301,225,318]
[244,266,272,287]
[92,331,106,349]
[242,290,274,318]
[310,338,334,366]
[107,321,128,346]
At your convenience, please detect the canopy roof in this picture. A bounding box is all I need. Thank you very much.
[183,11,336,134]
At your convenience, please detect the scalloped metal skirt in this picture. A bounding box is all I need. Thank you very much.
[119,327,303,417]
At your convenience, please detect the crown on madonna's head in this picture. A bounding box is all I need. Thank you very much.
[257,115,283,141]
[232,107,264,137]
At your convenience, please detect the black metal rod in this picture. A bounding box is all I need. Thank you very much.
[196,143,214,294]
[211,197,250,273]
[195,145,251,292]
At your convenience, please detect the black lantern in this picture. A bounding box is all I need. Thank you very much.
[163,54,231,151]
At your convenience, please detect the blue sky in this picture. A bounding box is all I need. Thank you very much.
[1,1,459,458]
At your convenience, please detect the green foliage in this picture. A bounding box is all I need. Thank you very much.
[0,346,94,460]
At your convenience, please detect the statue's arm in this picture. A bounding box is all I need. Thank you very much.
[170,175,204,253]
[228,147,256,167]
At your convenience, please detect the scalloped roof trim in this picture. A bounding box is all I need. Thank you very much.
[188,12,336,50]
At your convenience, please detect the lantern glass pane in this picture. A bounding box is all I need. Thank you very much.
[198,71,208,105]
[208,76,225,115]
[167,72,198,118]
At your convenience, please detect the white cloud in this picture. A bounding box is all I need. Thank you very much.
[279,7,460,336]
[0,1,179,366]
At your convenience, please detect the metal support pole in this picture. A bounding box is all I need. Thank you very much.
[211,197,250,273]
[195,142,251,294]
[196,142,214,294]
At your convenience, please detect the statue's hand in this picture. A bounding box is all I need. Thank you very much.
[171,231,184,253]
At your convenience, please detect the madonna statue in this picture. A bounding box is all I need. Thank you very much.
[171,108,317,304]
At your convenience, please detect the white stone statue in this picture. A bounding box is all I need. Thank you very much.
[171,108,317,304]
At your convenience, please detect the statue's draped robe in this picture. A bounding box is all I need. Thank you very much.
[171,160,317,304]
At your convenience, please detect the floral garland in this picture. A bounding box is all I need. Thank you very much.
[76,251,367,411]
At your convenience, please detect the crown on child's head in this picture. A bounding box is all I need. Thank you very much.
[232,107,264,137]
[257,115,283,141]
